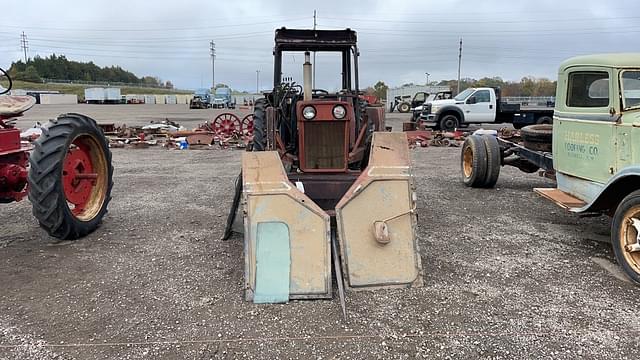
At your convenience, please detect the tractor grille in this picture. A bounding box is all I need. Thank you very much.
[302,121,346,171]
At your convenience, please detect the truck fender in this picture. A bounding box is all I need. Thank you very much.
[571,166,640,214]
[436,106,465,124]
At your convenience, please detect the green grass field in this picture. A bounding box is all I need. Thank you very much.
[6,80,192,98]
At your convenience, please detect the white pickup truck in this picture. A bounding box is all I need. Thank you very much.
[418,87,554,131]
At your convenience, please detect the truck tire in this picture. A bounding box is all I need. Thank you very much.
[521,124,552,152]
[536,116,553,125]
[28,114,113,240]
[440,114,460,131]
[461,135,488,188]
[611,190,640,284]
[481,135,501,188]
[398,102,410,113]
[251,98,266,151]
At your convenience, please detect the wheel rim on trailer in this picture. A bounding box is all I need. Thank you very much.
[462,146,474,178]
[62,134,109,221]
[241,114,254,137]
[212,113,241,136]
[620,207,640,275]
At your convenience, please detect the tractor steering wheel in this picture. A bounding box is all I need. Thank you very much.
[0,67,12,95]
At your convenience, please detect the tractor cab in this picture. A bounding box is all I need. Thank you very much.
[258,28,383,173]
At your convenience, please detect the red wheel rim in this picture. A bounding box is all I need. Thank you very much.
[241,114,254,137]
[211,113,241,137]
[62,135,107,220]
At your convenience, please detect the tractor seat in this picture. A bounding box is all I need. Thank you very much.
[0,95,36,117]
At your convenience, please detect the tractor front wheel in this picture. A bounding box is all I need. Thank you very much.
[28,113,113,240]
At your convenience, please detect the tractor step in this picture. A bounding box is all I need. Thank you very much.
[534,188,586,210]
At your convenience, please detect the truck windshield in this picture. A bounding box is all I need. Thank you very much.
[621,70,640,110]
[454,88,474,101]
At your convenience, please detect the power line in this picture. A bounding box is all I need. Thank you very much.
[321,15,640,25]
[1,17,309,32]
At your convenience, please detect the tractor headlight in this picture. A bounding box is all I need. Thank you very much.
[302,106,316,120]
[332,105,346,119]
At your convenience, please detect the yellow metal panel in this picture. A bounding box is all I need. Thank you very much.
[242,151,332,300]
[336,131,423,289]
[337,180,421,288]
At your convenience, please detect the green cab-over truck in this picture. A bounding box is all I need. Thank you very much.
[461,53,640,283]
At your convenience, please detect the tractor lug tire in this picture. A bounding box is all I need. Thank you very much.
[28,113,113,240]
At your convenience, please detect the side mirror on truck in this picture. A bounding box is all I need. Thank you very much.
[467,96,477,104]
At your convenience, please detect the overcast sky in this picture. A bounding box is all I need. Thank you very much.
[2,0,638,91]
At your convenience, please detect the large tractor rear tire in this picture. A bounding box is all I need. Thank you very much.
[28,113,113,240]
[251,98,266,151]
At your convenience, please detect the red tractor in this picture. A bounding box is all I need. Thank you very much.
[0,68,113,239]
[223,29,421,313]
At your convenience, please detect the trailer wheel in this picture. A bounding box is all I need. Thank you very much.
[398,102,410,113]
[536,116,553,125]
[251,98,266,151]
[461,135,488,188]
[611,190,640,284]
[28,113,113,240]
[521,124,552,152]
[481,135,501,188]
[440,114,460,131]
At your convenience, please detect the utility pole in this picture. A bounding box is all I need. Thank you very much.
[313,10,317,89]
[20,31,28,63]
[210,41,216,89]
[256,70,260,94]
[457,38,463,94]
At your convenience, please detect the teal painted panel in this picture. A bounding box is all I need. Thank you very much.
[254,222,290,304]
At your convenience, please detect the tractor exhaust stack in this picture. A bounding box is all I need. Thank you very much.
[303,51,312,101]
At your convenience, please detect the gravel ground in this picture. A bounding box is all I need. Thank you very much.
[1,106,640,359]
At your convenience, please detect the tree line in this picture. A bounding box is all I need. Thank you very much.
[369,76,557,100]
[8,54,174,88]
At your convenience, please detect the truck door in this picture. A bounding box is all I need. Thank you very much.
[463,89,496,123]
[617,70,640,171]
[553,68,616,184]
[411,92,426,109]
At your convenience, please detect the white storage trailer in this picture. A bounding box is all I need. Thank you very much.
[84,88,105,103]
[39,94,78,105]
[104,88,121,103]
[84,87,121,104]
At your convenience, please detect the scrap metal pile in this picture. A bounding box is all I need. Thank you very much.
[404,129,467,148]
[99,112,256,150]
